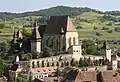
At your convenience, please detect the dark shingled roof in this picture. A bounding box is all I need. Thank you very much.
[38,25,47,38]
[45,15,76,34]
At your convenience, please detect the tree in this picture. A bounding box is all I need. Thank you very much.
[42,47,53,57]
[0,57,4,77]
[70,59,78,66]
[82,39,98,55]
[0,23,5,29]
[22,27,31,37]
[21,53,32,61]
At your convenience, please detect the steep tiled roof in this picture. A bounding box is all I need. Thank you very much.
[101,71,120,82]
[75,71,97,82]
[30,67,57,75]
[38,25,47,38]
[61,69,79,82]
[44,77,62,82]
[21,67,57,75]
[45,15,76,34]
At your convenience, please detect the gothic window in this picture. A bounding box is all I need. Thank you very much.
[73,37,76,45]
[46,40,48,47]
[51,62,55,66]
[37,61,40,67]
[42,60,44,67]
[56,62,59,67]
[61,62,64,67]
[56,39,59,49]
[47,62,49,67]
[32,61,35,68]
[68,38,71,47]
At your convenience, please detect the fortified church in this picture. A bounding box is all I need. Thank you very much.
[8,15,116,81]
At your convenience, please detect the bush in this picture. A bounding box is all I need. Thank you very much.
[93,26,98,30]
[102,27,109,30]
[76,26,82,29]
[106,22,112,26]
[0,23,5,29]
[5,26,11,28]
[114,27,120,32]
[107,30,113,33]
[96,32,102,36]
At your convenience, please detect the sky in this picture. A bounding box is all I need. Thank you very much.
[0,0,120,13]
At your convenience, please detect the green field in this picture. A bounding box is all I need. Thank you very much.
[0,12,120,44]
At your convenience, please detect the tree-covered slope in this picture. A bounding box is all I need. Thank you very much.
[0,6,103,20]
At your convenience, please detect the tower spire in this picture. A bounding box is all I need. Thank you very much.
[31,22,41,53]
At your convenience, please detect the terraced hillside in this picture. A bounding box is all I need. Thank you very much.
[73,12,120,41]
[1,11,120,44]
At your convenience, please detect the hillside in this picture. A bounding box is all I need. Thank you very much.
[0,6,103,20]
[0,6,120,47]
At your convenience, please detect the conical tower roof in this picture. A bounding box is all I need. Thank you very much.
[31,22,41,41]
[102,41,111,50]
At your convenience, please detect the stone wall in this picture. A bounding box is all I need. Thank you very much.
[30,54,72,68]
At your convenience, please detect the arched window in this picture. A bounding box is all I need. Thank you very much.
[73,37,76,45]
[37,61,40,67]
[32,61,35,68]
[68,38,71,47]
[47,62,49,67]
[56,39,59,50]
[46,40,48,47]
[42,60,44,67]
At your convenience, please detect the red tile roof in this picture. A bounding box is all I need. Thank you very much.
[29,67,57,75]
[101,71,120,82]
[43,77,63,82]
[75,71,97,82]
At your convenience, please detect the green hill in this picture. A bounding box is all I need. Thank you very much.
[0,6,120,44]
[0,6,103,20]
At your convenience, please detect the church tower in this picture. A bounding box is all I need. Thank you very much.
[12,30,17,43]
[31,22,41,53]
[105,41,112,62]
[17,30,23,40]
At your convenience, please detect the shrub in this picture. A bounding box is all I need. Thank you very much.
[106,22,112,26]
[107,30,113,33]
[76,26,82,29]
[114,27,120,32]
[5,26,11,28]
[93,26,98,30]
[0,23,5,29]
[102,27,109,30]
[96,32,102,36]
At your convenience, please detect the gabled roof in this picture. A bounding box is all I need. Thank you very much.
[45,15,76,34]
[101,71,120,82]
[38,25,47,38]
[75,71,97,82]
[21,67,57,75]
